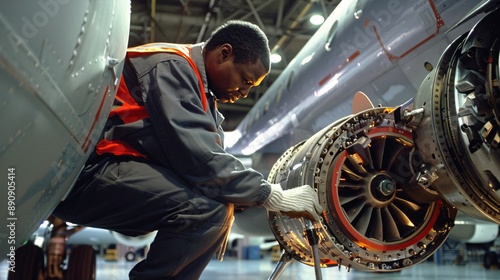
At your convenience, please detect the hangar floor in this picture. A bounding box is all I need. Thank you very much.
[1,254,500,280]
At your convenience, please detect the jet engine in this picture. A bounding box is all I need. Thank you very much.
[267,8,500,274]
[268,105,457,272]
[409,8,500,225]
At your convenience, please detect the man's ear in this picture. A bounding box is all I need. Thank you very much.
[219,44,233,62]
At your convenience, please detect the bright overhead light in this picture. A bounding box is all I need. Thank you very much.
[309,14,325,25]
[271,53,282,63]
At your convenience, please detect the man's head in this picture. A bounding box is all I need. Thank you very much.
[203,20,271,103]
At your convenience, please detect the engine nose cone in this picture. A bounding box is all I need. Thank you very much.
[373,176,396,198]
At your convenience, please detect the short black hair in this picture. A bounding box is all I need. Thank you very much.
[205,20,271,72]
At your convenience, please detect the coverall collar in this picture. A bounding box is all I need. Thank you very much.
[191,43,225,128]
[190,43,212,100]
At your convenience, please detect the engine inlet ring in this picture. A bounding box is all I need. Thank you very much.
[268,108,456,272]
[328,127,443,252]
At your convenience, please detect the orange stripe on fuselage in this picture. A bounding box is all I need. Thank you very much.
[373,0,444,61]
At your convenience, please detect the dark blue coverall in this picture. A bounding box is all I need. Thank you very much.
[53,43,272,279]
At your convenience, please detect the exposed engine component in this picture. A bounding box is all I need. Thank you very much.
[409,8,500,224]
[269,8,500,276]
[267,8,500,275]
[268,106,457,273]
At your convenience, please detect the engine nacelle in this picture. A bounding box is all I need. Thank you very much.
[410,8,500,224]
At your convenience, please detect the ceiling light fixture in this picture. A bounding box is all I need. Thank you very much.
[271,53,282,63]
[309,1,325,26]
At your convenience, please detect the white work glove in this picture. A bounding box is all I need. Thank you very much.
[263,183,323,221]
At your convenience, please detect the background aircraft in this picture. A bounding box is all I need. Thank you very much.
[28,222,155,261]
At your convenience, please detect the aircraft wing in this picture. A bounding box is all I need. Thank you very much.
[0,0,130,256]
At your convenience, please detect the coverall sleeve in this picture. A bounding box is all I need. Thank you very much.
[142,57,271,206]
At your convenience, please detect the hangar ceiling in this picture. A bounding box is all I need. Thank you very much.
[129,0,340,130]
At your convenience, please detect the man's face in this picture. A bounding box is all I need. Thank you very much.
[206,44,268,103]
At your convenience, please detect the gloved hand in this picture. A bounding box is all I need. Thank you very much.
[263,183,323,221]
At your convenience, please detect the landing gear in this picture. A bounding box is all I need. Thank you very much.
[66,245,96,280]
[7,243,44,280]
[7,216,94,280]
[46,216,87,280]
